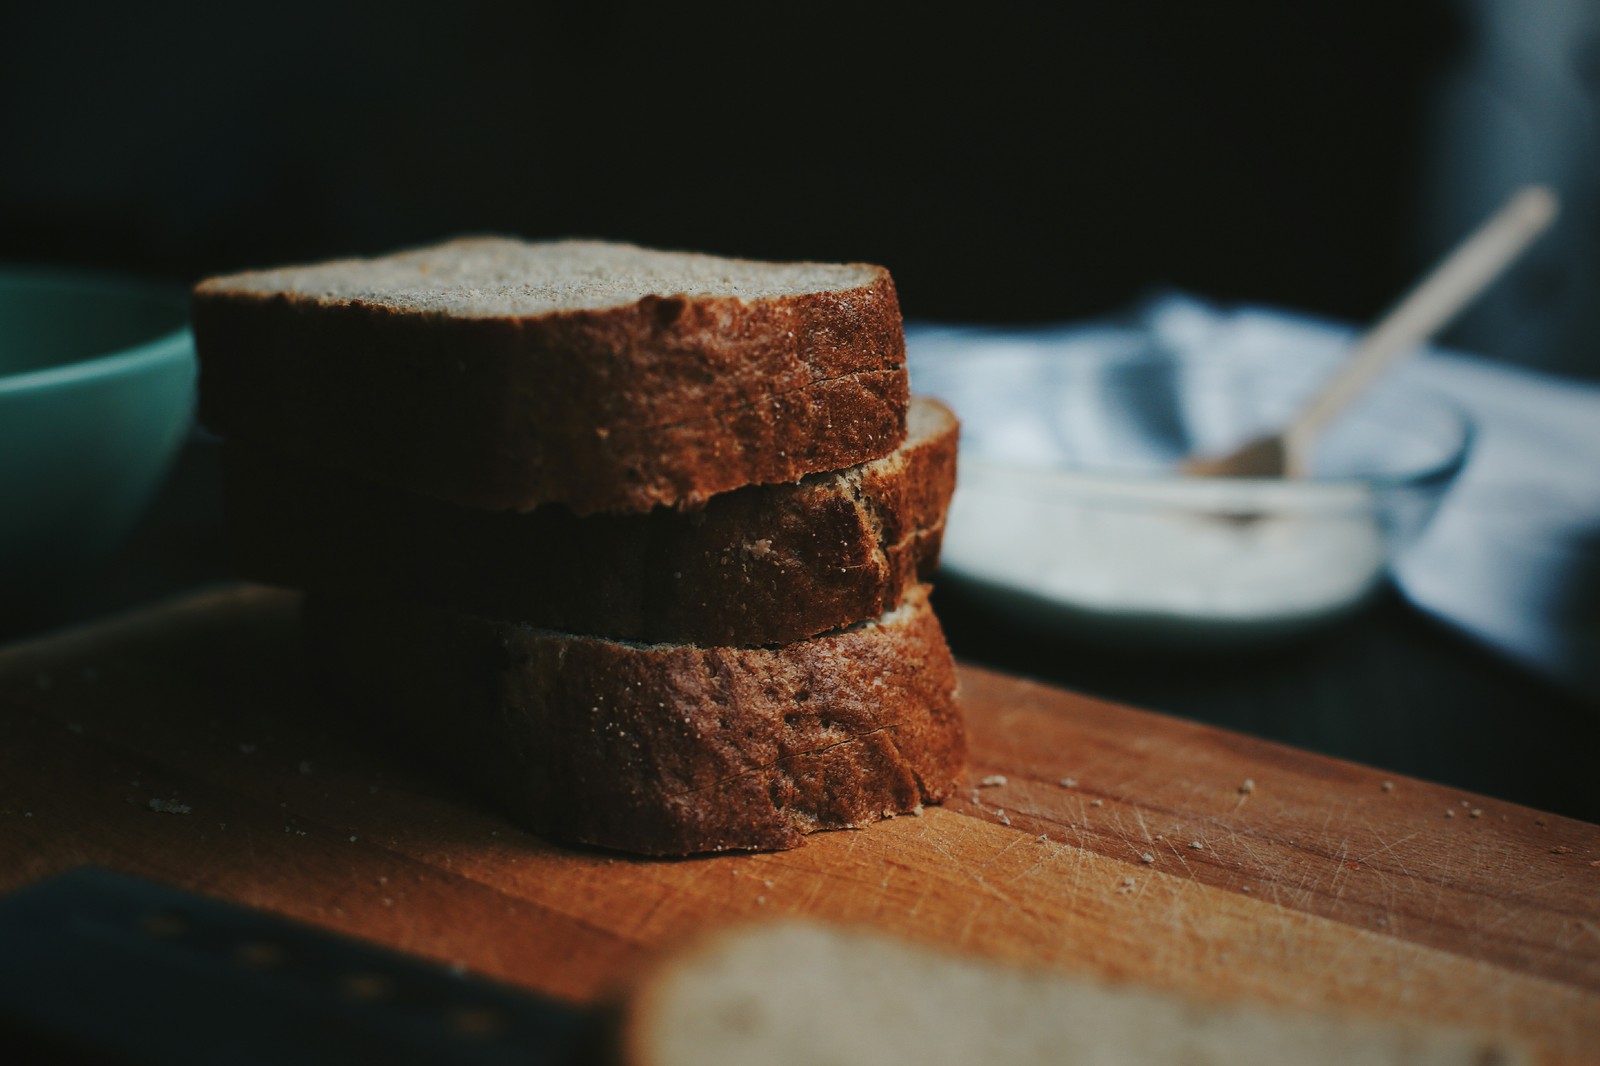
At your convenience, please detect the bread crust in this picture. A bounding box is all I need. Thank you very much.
[194,246,909,514]
[304,585,966,855]
[229,398,957,646]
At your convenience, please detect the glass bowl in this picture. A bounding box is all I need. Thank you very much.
[910,328,1473,647]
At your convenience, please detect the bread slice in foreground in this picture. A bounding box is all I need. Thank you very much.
[231,397,957,646]
[194,238,909,514]
[304,585,964,855]
[615,922,1526,1066]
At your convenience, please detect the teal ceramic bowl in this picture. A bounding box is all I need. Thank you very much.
[0,268,196,620]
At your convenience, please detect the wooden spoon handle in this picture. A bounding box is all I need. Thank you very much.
[1287,185,1558,463]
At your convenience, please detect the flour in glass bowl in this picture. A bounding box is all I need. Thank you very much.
[944,461,1389,644]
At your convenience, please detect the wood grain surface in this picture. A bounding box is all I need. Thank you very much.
[1,586,1595,1063]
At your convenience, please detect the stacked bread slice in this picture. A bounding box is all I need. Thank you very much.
[192,238,966,855]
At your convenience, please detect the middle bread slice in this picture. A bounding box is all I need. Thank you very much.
[228,396,957,646]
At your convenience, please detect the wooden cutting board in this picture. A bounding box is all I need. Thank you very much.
[1,587,1594,1063]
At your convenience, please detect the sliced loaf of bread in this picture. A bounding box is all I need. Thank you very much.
[615,922,1526,1066]
[230,397,956,646]
[194,238,909,514]
[304,585,964,855]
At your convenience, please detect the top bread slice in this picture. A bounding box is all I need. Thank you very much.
[193,238,909,514]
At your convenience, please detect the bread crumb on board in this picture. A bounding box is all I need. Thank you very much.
[979,774,1008,788]
[1381,780,1394,792]
[1238,778,1256,795]
[1058,777,1077,788]
[1188,840,1204,850]
[1139,852,1155,864]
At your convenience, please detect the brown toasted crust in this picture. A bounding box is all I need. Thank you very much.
[228,398,958,646]
[545,368,907,514]
[304,585,966,855]
[194,259,909,514]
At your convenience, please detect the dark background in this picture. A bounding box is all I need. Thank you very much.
[0,2,1463,331]
[4,1,1598,819]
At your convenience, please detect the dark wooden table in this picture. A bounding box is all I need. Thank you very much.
[1,586,1595,1064]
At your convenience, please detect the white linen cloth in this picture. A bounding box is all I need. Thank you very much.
[907,296,1600,699]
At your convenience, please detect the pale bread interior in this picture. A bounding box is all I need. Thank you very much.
[197,238,882,318]
[629,922,1523,1066]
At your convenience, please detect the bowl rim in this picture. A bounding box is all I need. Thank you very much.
[0,266,193,396]
[952,399,1476,495]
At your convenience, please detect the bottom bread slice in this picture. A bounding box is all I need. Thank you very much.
[304,584,965,855]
